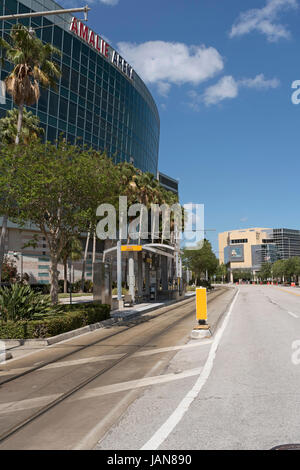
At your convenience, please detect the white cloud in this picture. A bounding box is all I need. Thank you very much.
[157,81,171,97]
[116,41,224,94]
[239,73,280,89]
[203,76,239,106]
[99,0,119,5]
[191,73,280,108]
[230,0,297,42]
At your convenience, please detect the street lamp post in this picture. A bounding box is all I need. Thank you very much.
[0,6,90,21]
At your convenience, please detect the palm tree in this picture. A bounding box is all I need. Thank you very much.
[0,23,61,283]
[117,162,140,243]
[0,24,61,143]
[0,107,44,144]
[135,172,161,243]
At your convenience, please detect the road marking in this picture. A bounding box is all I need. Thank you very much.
[0,340,212,377]
[141,289,240,450]
[0,366,203,415]
[74,361,164,450]
[288,311,299,318]
[134,340,213,357]
[75,367,203,402]
[0,393,59,415]
[277,287,300,297]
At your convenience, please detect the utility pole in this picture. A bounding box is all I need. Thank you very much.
[117,240,122,306]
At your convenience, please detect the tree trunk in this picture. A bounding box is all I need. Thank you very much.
[0,215,8,284]
[50,256,59,304]
[15,103,24,145]
[81,230,91,292]
[63,258,68,294]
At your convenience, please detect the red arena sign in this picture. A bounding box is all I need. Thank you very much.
[69,17,134,80]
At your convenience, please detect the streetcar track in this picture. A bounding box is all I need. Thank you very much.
[0,289,225,387]
[0,296,198,387]
[0,288,227,445]
[0,297,199,443]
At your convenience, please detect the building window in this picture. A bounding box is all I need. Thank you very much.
[230,239,248,244]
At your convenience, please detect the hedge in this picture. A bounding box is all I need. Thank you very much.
[0,303,111,339]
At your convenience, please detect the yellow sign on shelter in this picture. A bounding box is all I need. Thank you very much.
[196,287,207,322]
[121,245,142,252]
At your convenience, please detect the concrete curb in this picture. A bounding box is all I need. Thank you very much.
[190,329,212,339]
[2,294,196,351]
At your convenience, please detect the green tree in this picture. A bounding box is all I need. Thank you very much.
[183,239,218,284]
[283,257,298,282]
[0,139,119,304]
[293,257,300,284]
[232,270,252,282]
[60,236,83,294]
[216,263,227,283]
[0,23,61,284]
[272,259,286,282]
[258,262,272,281]
[0,107,44,144]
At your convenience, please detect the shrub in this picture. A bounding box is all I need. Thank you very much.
[112,287,128,295]
[187,286,196,291]
[1,256,19,283]
[0,284,61,322]
[0,303,111,339]
[84,280,93,292]
[58,280,65,293]
[72,280,93,293]
[196,280,212,289]
[30,284,51,295]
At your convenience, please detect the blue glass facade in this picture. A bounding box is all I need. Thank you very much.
[0,0,160,174]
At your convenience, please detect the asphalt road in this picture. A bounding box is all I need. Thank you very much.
[97,285,300,450]
[0,287,232,450]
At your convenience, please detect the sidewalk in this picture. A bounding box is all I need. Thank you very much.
[59,294,93,305]
[111,291,196,320]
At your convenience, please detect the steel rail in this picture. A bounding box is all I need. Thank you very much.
[0,295,207,444]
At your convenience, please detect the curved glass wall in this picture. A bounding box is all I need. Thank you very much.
[0,0,160,174]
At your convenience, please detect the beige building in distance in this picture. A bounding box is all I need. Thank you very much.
[218,228,278,279]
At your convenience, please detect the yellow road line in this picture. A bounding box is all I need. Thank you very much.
[276,287,300,297]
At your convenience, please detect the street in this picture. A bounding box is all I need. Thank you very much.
[1,285,300,450]
[97,285,300,450]
[0,288,230,449]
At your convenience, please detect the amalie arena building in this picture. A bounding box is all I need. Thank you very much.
[0,0,178,285]
[0,0,164,176]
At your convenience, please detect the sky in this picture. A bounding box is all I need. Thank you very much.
[62,0,300,254]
